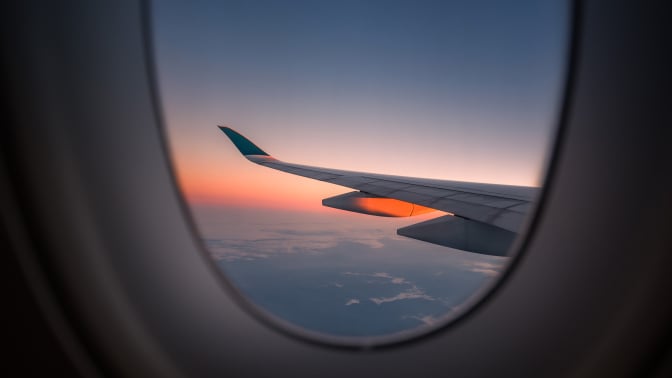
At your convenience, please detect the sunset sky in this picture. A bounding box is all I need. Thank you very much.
[150,0,569,338]
[152,0,568,212]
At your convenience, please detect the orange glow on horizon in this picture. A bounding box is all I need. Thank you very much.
[173,156,349,212]
[182,187,332,212]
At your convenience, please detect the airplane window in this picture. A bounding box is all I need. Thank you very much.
[151,0,569,345]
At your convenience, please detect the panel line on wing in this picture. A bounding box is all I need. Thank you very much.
[364,178,530,208]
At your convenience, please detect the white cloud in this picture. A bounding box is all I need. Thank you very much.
[342,271,432,304]
[342,271,409,284]
[470,268,499,277]
[372,272,393,278]
[369,286,435,305]
[204,222,390,260]
[460,259,506,277]
[355,238,385,249]
[407,314,440,326]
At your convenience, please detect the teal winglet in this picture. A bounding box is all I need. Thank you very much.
[218,126,269,156]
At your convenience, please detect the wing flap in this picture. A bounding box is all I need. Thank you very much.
[397,215,516,256]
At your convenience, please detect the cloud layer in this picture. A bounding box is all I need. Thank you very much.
[193,206,511,337]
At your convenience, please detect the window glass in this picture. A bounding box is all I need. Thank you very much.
[153,0,568,343]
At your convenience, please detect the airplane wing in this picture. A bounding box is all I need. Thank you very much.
[219,126,539,256]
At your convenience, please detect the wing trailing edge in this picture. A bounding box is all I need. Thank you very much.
[397,215,515,256]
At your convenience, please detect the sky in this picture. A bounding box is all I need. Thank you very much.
[152,0,568,211]
[151,0,569,338]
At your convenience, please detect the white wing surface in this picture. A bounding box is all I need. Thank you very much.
[219,126,539,256]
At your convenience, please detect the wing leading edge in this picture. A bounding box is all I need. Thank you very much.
[218,126,539,256]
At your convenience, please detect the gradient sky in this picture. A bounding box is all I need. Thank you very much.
[151,0,569,339]
[152,0,568,211]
